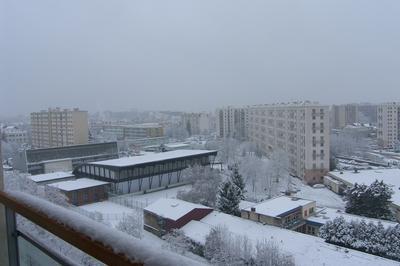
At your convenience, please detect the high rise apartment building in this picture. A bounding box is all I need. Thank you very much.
[248,102,330,184]
[216,106,249,140]
[377,102,400,149]
[31,108,89,148]
[331,104,359,129]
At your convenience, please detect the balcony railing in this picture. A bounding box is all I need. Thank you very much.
[0,190,202,266]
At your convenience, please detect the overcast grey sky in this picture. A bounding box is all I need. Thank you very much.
[1,0,400,116]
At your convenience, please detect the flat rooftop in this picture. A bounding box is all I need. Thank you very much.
[329,168,400,206]
[48,178,109,191]
[90,149,217,168]
[307,207,399,228]
[29,171,75,183]
[243,196,314,217]
[144,198,211,221]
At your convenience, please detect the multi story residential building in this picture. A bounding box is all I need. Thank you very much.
[31,108,88,148]
[248,102,330,184]
[377,102,400,149]
[102,123,164,140]
[181,112,215,136]
[331,104,359,129]
[216,106,249,140]
[1,126,28,145]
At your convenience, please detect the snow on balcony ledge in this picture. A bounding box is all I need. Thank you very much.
[5,190,206,266]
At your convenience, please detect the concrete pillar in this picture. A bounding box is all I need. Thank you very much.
[0,142,10,266]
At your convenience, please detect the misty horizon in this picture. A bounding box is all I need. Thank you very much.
[2,0,400,117]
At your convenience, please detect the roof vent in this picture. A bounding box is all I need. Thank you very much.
[251,207,256,212]
[291,197,299,201]
[171,203,179,207]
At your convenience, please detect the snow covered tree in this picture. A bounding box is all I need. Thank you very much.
[204,226,232,264]
[216,180,241,216]
[177,166,222,207]
[115,212,143,239]
[204,226,294,266]
[266,149,291,197]
[162,229,203,256]
[320,216,400,261]
[344,180,394,220]
[230,164,246,200]
[254,239,295,266]
[384,225,400,260]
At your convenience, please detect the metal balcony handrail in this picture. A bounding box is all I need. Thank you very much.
[0,190,141,266]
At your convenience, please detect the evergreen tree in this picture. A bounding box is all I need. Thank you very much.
[217,180,241,216]
[320,216,400,261]
[344,180,394,220]
[230,164,246,200]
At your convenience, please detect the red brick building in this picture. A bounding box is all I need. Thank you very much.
[144,198,213,236]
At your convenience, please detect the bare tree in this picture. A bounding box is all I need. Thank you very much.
[115,213,143,239]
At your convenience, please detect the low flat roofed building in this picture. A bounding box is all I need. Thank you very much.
[305,207,399,236]
[144,143,191,152]
[73,149,218,194]
[48,178,109,206]
[328,169,400,222]
[144,198,212,236]
[323,175,345,194]
[241,196,316,230]
[28,171,75,185]
[14,142,118,174]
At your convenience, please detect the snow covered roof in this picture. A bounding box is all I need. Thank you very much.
[307,207,399,228]
[181,211,398,266]
[48,178,109,191]
[329,169,400,206]
[29,172,75,183]
[90,150,217,167]
[144,198,211,221]
[243,196,314,217]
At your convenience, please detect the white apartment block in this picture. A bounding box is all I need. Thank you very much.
[248,102,330,184]
[102,123,164,140]
[331,104,359,129]
[1,126,28,145]
[181,112,215,136]
[216,106,249,140]
[377,102,400,149]
[31,108,89,148]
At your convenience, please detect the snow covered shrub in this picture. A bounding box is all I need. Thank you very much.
[320,216,400,261]
[162,229,204,256]
[204,226,294,266]
[116,212,143,239]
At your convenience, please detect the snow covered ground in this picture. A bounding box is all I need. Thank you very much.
[292,178,346,209]
[79,184,193,225]
[182,211,398,266]
[116,184,192,206]
[77,186,207,264]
